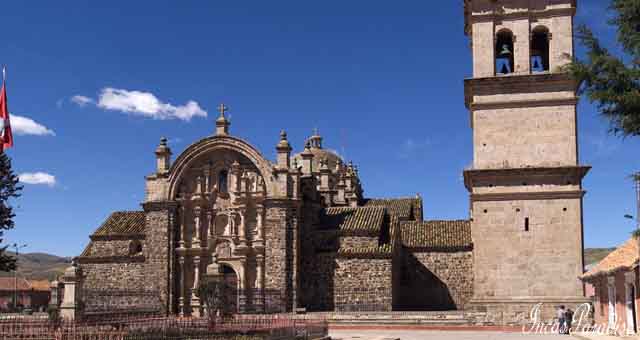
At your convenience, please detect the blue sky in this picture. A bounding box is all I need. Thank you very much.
[3,0,639,256]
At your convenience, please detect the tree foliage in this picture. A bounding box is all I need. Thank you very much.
[0,152,21,272]
[565,0,640,137]
[197,279,233,324]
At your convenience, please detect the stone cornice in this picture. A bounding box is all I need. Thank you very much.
[464,4,576,35]
[142,200,178,212]
[464,166,591,191]
[464,73,577,109]
[471,190,585,202]
[470,97,578,111]
[77,255,146,264]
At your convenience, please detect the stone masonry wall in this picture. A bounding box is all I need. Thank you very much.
[264,202,298,311]
[144,209,171,314]
[410,251,473,309]
[339,236,378,249]
[333,257,393,311]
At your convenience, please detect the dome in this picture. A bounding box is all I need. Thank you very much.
[292,130,344,172]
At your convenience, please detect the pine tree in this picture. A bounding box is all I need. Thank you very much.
[0,152,21,272]
[566,0,640,137]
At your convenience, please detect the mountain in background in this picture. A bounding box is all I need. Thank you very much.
[0,251,71,281]
[584,247,616,266]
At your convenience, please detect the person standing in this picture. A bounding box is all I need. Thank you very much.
[565,308,574,335]
[557,305,567,334]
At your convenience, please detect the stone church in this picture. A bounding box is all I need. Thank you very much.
[76,0,589,323]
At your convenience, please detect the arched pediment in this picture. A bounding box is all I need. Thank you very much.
[168,135,275,200]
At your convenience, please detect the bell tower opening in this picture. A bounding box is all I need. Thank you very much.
[495,30,515,75]
[531,26,550,72]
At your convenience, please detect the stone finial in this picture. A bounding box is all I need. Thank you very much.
[215,103,231,136]
[300,141,314,175]
[155,137,172,175]
[276,130,292,169]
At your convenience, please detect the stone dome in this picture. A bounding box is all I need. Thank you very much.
[292,130,343,172]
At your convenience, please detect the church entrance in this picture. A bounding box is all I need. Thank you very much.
[221,264,239,313]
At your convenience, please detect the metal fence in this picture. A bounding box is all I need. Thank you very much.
[0,314,328,340]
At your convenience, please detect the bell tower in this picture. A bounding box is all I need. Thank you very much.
[463,0,590,322]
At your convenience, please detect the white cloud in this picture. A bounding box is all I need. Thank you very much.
[70,95,93,107]
[96,88,207,121]
[11,115,55,136]
[18,172,56,187]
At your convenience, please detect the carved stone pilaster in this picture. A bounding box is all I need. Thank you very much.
[178,256,186,317]
[191,256,201,317]
[193,206,202,248]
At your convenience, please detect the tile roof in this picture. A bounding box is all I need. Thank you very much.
[364,197,421,220]
[93,211,146,236]
[401,220,472,250]
[582,237,639,280]
[319,206,386,235]
[0,277,49,291]
[337,243,394,259]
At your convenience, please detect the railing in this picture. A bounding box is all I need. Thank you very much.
[0,315,328,340]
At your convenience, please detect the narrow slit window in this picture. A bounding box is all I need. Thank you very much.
[524,217,530,232]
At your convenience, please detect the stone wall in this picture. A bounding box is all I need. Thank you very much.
[339,236,378,249]
[397,250,473,310]
[143,207,173,314]
[333,257,394,311]
[264,201,299,311]
[472,198,583,300]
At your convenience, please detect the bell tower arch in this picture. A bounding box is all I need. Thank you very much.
[463,0,590,322]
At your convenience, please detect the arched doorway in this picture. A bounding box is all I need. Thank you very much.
[626,282,637,334]
[221,264,239,313]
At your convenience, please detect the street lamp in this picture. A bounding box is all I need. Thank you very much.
[11,243,27,312]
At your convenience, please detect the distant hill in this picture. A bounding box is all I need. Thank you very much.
[585,247,616,266]
[0,251,71,281]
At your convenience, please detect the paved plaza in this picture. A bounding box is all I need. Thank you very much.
[328,329,617,340]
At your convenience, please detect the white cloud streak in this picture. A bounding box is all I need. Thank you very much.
[70,95,93,107]
[90,88,207,121]
[11,115,56,136]
[18,172,56,187]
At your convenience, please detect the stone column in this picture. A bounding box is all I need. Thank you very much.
[255,255,265,313]
[178,206,186,249]
[191,256,201,317]
[238,211,247,248]
[178,256,186,317]
[193,206,202,248]
[60,263,83,321]
[256,206,264,241]
[206,210,213,247]
[49,280,60,309]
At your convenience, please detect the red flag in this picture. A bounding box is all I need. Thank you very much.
[0,68,13,150]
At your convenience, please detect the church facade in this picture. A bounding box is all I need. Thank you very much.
[76,0,589,323]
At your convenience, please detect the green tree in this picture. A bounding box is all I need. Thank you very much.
[0,152,21,272]
[197,279,233,328]
[566,0,640,137]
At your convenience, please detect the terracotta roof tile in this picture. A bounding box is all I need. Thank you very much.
[93,211,146,236]
[364,197,422,220]
[320,206,385,234]
[401,220,472,250]
[583,237,638,279]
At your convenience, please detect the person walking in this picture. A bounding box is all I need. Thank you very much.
[565,308,574,335]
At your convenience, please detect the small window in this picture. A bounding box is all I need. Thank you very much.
[524,217,530,232]
[531,26,550,72]
[218,170,228,193]
[129,240,143,255]
[496,30,515,74]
